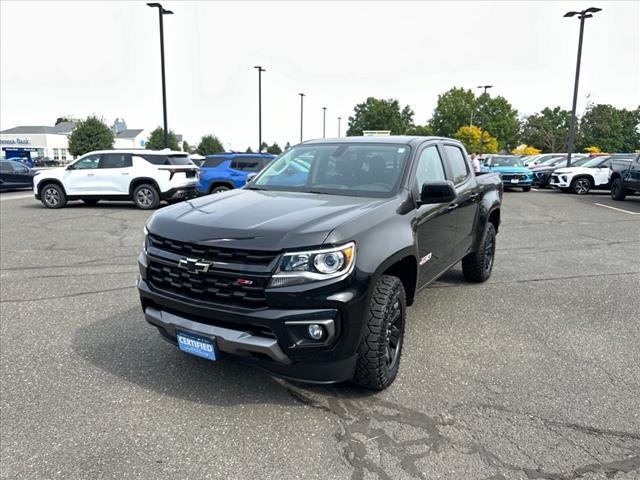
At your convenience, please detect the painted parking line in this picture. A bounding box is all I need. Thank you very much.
[594,203,640,215]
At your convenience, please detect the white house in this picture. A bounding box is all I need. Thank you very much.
[113,129,148,149]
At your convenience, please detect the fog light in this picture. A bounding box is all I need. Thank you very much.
[307,324,324,340]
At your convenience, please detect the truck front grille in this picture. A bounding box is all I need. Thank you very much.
[501,174,528,181]
[147,261,268,308]
[148,234,279,265]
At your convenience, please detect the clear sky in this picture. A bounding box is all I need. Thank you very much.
[1,1,638,150]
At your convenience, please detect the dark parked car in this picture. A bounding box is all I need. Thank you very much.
[530,155,589,188]
[0,160,36,191]
[138,136,503,390]
[610,154,640,201]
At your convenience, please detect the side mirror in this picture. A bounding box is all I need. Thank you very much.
[419,181,457,205]
[246,172,258,183]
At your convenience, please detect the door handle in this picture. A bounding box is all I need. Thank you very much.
[446,203,458,211]
[121,172,130,175]
[86,173,95,176]
[470,193,479,200]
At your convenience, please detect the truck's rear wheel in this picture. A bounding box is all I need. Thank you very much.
[352,275,406,391]
[462,223,496,283]
[610,178,626,201]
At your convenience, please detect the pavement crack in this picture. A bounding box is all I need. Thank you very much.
[0,285,135,303]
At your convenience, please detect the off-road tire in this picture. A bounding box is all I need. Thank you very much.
[462,223,496,283]
[352,275,406,391]
[41,183,67,209]
[133,184,160,210]
[610,178,626,201]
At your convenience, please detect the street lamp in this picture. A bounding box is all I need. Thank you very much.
[147,2,173,148]
[254,66,266,152]
[476,85,493,156]
[298,93,305,142]
[564,7,602,167]
[322,107,327,139]
[338,117,342,137]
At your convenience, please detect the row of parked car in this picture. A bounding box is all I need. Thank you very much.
[2,146,638,207]
[479,152,640,199]
[0,150,275,208]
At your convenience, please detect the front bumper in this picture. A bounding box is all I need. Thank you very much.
[137,252,367,384]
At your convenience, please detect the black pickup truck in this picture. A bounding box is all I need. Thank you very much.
[138,136,503,390]
[610,153,640,201]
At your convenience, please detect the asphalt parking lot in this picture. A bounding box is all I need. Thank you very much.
[1,189,639,480]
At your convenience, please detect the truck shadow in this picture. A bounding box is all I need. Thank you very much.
[72,306,339,407]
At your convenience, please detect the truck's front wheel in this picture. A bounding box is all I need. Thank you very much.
[353,275,406,390]
[610,178,626,201]
[462,223,496,282]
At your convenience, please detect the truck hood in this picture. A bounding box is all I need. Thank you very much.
[147,188,391,251]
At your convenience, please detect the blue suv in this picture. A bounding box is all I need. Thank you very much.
[196,153,275,195]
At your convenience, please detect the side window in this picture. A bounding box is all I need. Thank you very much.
[443,145,470,184]
[203,158,225,168]
[71,155,101,170]
[100,153,132,169]
[415,146,446,189]
[231,158,261,172]
[0,162,11,172]
[12,162,29,173]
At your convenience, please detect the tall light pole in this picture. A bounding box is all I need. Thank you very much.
[298,93,305,142]
[322,107,327,139]
[564,7,602,167]
[147,3,173,148]
[338,117,342,137]
[477,85,493,156]
[254,66,266,152]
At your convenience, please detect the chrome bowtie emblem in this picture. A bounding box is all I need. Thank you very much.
[178,257,213,274]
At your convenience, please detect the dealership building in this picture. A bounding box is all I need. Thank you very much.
[0,122,152,163]
[0,122,77,163]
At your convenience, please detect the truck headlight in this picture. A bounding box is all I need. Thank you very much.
[270,242,355,287]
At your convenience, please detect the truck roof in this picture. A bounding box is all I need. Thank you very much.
[302,136,453,147]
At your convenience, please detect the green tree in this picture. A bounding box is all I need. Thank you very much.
[407,124,434,136]
[346,97,414,136]
[260,142,269,153]
[196,135,225,155]
[284,141,292,151]
[430,87,476,137]
[182,140,190,153]
[577,104,640,152]
[453,125,498,154]
[480,95,520,150]
[246,146,254,153]
[521,107,571,152]
[55,117,70,125]
[67,116,114,157]
[266,143,282,155]
[146,127,180,150]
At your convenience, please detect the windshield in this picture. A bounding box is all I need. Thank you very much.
[539,156,564,166]
[251,143,410,196]
[581,156,610,168]
[490,156,524,167]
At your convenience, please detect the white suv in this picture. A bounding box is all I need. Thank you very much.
[550,156,613,195]
[34,149,199,209]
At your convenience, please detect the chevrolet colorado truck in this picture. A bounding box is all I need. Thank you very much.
[138,136,503,390]
[609,154,640,201]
